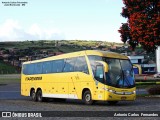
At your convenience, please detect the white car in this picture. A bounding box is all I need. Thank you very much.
[154,73,160,78]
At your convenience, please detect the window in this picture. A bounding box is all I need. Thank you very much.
[88,55,102,75]
[28,64,35,75]
[88,55,102,62]
[95,65,104,83]
[34,62,42,74]
[23,64,28,74]
[52,59,65,73]
[74,56,89,74]
[63,58,76,72]
[43,61,52,74]
[23,56,89,74]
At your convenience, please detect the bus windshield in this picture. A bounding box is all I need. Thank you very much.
[104,58,135,88]
[88,55,135,88]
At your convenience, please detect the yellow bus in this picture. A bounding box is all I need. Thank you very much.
[21,50,136,105]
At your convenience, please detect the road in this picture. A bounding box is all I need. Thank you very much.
[0,83,160,119]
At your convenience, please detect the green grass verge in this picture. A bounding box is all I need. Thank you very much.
[136,81,160,89]
[136,94,149,97]
[0,74,20,83]
[0,78,20,83]
[136,82,160,85]
[0,61,19,74]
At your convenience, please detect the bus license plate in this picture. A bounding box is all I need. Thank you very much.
[121,96,126,100]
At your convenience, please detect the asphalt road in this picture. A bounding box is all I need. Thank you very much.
[0,83,160,119]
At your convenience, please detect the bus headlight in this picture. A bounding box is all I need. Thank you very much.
[133,91,136,94]
[108,89,116,93]
[104,88,116,93]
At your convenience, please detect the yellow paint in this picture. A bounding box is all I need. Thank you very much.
[21,50,136,102]
[133,64,142,74]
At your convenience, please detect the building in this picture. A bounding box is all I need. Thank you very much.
[128,56,144,64]
[128,56,156,74]
[141,64,156,74]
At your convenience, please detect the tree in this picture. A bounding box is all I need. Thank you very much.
[118,0,160,52]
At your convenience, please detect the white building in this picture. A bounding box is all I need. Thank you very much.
[128,56,144,64]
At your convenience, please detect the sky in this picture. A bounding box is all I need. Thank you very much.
[0,0,127,42]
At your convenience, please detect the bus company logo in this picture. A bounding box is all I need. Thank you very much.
[2,112,11,117]
[25,77,42,81]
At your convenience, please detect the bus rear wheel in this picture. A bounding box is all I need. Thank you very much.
[83,90,93,105]
[37,90,44,102]
[31,90,37,101]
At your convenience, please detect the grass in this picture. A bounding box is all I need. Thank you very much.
[136,84,155,89]
[0,74,20,83]
[136,81,160,88]
[0,79,20,84]
[0,61,19,74]
[135,81,160,89]
[0,78,20,83]
[136,94,149,97]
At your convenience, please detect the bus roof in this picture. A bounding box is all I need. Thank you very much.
[85,50,128,59]
[23,50,128,64]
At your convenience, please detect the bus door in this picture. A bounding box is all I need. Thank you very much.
[94,64,105,100]
[68,73,78,99]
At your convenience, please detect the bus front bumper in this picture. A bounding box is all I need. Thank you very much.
[105,89,136,101]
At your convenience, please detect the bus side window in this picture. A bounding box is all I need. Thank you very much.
[23,64,27,74]
[34,62,42,74]
[43,61,52,74]
[52,59,65,73]
[28,64,35,75]
[63,58,76,72]
[74,56,89,74]
[88,55,102,76]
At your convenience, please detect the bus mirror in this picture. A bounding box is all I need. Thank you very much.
[102,62,108,73]
[95,61,109,73]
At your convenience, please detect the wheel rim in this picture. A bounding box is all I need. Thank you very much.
[85,94,91,102]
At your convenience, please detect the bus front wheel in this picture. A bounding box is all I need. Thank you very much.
[83,90,93,105]
[31,90,37,101]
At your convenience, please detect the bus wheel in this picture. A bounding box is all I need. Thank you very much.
[37,90,43,102]
[107,101,118,105]
[31,90,37,101]
[83,90,93,105]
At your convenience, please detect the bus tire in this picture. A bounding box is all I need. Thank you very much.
[31,90,37,102]
[83,90,93,105]
[107,101,118,105]
[36,90,44,102]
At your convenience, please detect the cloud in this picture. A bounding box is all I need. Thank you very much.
[0,19,65,41]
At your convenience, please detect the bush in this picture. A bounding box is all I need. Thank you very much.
[147,85,160,95]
